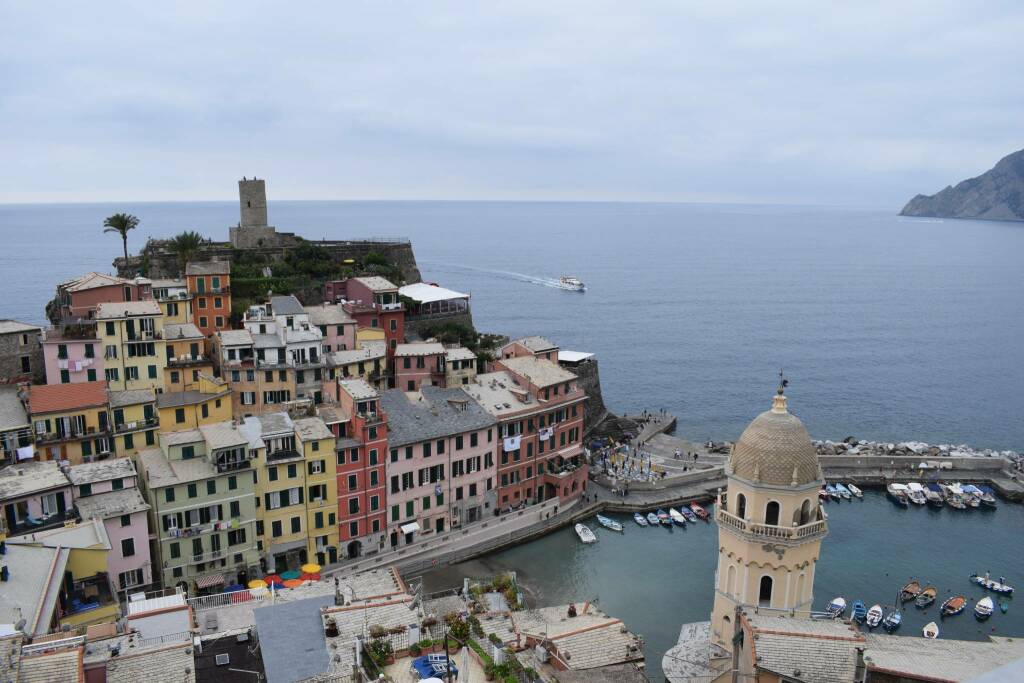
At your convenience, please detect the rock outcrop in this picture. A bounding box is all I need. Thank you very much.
[900,148,1024,221]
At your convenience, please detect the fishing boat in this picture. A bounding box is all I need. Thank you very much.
[557,276,586,292]
[835,483,852,500]
[865,604,884,628]
[851,600,867,623]
[882,608,902,632]
[944,488,967,510]
[847,483,863,498]
[962,484,995,508]
[887,483,909,506]
[689,502,709,520]
[668,508,688,526]
[974,596,995,620]
[656,509,672,527]
[922,621,939,639]
[1000,601,1010,614]
[679,506,697,522]
[940,595,966,617]
[596,514,623,532]
[826,484,841,500]
[915,585,937,608]
[971,572,1014,595]
[924,482,945,507]
[574,523,597,544]
[646,512,659,525]
[947,483,980,508]
[976,485,998,508]
[826,597,847,618]
[899,581,921,602]
[906,482,928,505]
[633,512,649,527]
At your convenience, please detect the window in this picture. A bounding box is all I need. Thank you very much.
[315,511,324,528]
[182,445,195,459]
[423,496,431,510]
[228,528,247,546]
[349,520,359,537]
[369,448,378,465]
[348,497,360,514]
[455,435,464,450]
[148,364,157,378]
[79,484,92,497]
[291,516,301,533]
[470,432,478,447]
[207,480,216,495]
[287,463,297,478]
[119,568,143,590]
[165,488,175,503]
[187,483,197,498]
[201,403,209,418]
[390,448,398,463]
[230,500,240,518]
[214,297,222,308]
[105,368,119,382]
[405,501,414,518]
[759,576,774,607]
[423,442,431,458]
[391,505,400,522]
[272,520,282,538]
[229,475,237,490]
[199,316,207,328]
[87,369,97,381]
[112,478,124,490]
[126,366,139,381]
[765,501,780,526]
[175,408,185,423]
[370,495,379,511]
[60,369,70,384]
[121,538,136,557]
[105,322,115,336]
[269,466,278,481]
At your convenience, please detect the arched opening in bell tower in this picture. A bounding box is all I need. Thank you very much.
[758,575,774,607]
[765,500,780,525]
[735,493,746,519]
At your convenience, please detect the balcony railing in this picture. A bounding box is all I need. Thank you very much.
[126,331,163,341]
[36,427,109,444]
[168,354,209,367]
[267,448,302,463]
[8,509,77,536]
[215,459,251,474]
[113,417,159,433]
[191,549,224,564]
[716,508,827,541]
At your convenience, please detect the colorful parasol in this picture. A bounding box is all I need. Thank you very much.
[283,578,304,588]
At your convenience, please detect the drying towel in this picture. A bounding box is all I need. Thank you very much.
[503,435,522,452]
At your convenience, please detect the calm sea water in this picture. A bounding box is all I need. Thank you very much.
[2,200,1022,449]
[419,492,1024,680]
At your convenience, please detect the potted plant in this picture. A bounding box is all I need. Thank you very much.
[369,624,386,639]
[408,642,422,657]
[484,663,496,681]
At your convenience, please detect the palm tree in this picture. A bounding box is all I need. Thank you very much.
[103,213,140,260]
[168,230,206,273]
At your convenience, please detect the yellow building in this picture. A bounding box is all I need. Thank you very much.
[109,389,159,458]
[164,322,214,392]
[355,327,386,346]
[156,374,232,432]
[709,386,828,656]
[28,381,112,464]
[294,416,339,566]
[97,301,167,392]
[152,278,194,325]
[325,341,387,392]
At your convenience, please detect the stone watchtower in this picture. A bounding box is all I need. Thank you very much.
[230,177,279,248]
[708,386,828,653]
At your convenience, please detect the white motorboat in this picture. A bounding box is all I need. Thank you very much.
[847,483,863,498]
[865,604,884,628]
[974,596,995,620]
[669,508,687,526]
[557,276,586,292]
[906,482,928,505]
[575,523,597,544]
[922,621,939,639]
[826,597,847,618]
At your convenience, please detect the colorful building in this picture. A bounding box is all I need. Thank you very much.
[53,272,153,323]
[151,278,193,325]
[164,322,213,392]
[0,460,74,536]
[68,458,153,593]
[156,374,232,432]
[41,324,103,384]
[325,276,405,368]
[325,341,388,392]
[0,385,33,466]
[96,301,167,392]
[499,335,559,363]
[185,261,232,337]
[242,296,325,403]
[394,342,446,392]
[0,319,45,384]
[444,346,478,386]
[294,416,340,566]
[27,381,112,464]
[305,302,357,353]
[212,328,298,417]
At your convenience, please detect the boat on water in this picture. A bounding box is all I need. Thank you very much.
[915,585,937,608]
[1000,601,1010,613]
[847,483,863,498]
[943,486,967,510]
[633,512,649,527]
[975,485,998,508]
[899,581,922,602]
[865,604,884,628]
[887,483,909,506]
[826,597,847,618]
[689,502,709,520]
[883,608,903,632]
[835,483,852,500]
[940,595,966,617]
[971,572,1014,595]
[679,506,697,522]
[819,488,830,501]
[962,484,996,508]
[668,508,688,526]
[656,509,672,527]
[557,276,586,292]
[924,482,945,507]
[922,621,939,639]
[646,512,660,526]
[596,514,623,532]
[575,524,597,544]
[947,483,980,508]
[974,596,995,620]
[851,600,867,623]
[906,482,928,505]
[826,484,841,500]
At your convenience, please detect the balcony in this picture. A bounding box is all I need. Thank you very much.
[215,458,251,474]
[168,354,210,367]
[715,508,827,542]
[267,448,302,463]
[126,330,163,342]
[113,417,159,434]
[9,509,77,536]
[36,426,109,445]
[190,549,225,564]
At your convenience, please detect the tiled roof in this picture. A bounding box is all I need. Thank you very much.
[353,276,397,292]
[139,448,217,488]
[218,329,254,346]
[511,335,558,353]
[16,647,83,683]
[108,388,155,408]
[316,404,350,425]
[257,411,294,436]
[747,616,864,683]
[105,642,196,683]
[293,417,333,442]
[445,346,476,362]
[304,304,355,326]
[395,342,445,357]
[199,421,249,450]
[28,380,108,414]
[74,488,149,519]
[0,543,66,636]
[381,387,495,447]
[270,295,305,315]
[729,395,822,487]
[0,385,29,431]
[156,389,226,409]
[67,457,137,485]
[863,633,1024,682]
[0,319,40,335]
[498,356,577,388]
[254,596,333,683]
[185,261,230,275]
[0,460,70,500]
[327,345,385,366]
[338,379,376,400]
[60,271,130,292]
[164,322,204,340]
[462,372,535,417]
[95,301,162,319]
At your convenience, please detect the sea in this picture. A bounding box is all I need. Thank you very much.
[2,200,1023,678]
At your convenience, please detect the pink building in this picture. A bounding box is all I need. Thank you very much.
[41,327,104,384]
[68,458,153,592]
[499,336,559,363]
[380,386,497,549]
[305,303,357,353]
[0,460,74,536]
[394,342,446,392]
[53,272,153,323]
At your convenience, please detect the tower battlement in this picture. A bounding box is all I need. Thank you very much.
[230,176,281,248]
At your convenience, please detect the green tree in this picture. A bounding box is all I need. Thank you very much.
[103,213,140,260]
[168,230,206,273]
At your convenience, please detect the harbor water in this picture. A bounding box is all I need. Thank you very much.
[418,490,1024,681]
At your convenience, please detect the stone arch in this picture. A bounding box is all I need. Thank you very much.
[726,564,737,596]
[758,575,774,607]
[799,498,812,525]
[765,500,781,526]
[735,492,746,519]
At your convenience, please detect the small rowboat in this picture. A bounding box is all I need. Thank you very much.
[689,502,709,520]
[971,573,1014,595]
[915,585,937,608]
[922,621,939,639]
[865,604,884,628]
[596,514,623,532]
[899,581,921,603]
[882,608,902,632]
[679,506,697,522]
[847,483,863,498]
[646,512,659,525]
[633,512,649,527]
[941,595,966,617]
[656,509,672,527]
[851,600,867,622]
[669,508,688,526]
[974,596,995,620]
[826,597,847,618]
[835,483,852,500]
[826,484,841,500]
[575,523,597,544]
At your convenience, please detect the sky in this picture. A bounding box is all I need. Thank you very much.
[1,1,1022,206]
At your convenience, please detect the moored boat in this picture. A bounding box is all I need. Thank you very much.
[1000,600,1010,613]
[826,596,847,618]
[575,523,597,544]
[679,506,697,522]
[819,488,830,501]
[826,484,841,500]
[851,600,867,623]
[948,483,980,508]
[887,483,909,506]
[906,482,928,505]
[974,596,995,620]
[971,572,1014,595]
[882,608,902,632]
[689,502,709,520]
[656,509,672,527]
[646,512,660,525]
[915,585,937,608]
[922,621,939,639]
[596,514,623,532]
[847,483,863,498]
[865,604,884,628]
[940,595,966,617]
[924,482,945,507]
[633,512,649,527]
[899,581,921,603]
[944,488,967,510]
[669,508,688,526]
[976,485,998,508]
[835,483,852,500]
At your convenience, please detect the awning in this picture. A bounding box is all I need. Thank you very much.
[400,522,421,535]
[194,573,226,589]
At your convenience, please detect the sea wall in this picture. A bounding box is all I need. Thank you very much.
[572,357,610,436]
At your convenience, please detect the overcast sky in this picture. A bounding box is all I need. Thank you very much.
[1,2,1022,206]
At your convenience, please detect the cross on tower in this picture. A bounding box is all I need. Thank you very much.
[777,369,789,395]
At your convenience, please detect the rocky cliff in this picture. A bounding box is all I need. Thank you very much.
[900,148,1024,221]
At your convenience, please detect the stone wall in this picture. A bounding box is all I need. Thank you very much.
[0,330,44,384]
[571,357,610,436]
[403,312,476,341]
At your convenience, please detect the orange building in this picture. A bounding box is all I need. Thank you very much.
[185,261,232,337]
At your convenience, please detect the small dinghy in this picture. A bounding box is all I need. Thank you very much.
[835,483,852,500]
[915,585,937,608]
[883,608,902,632]
[826,484,841,500]
[826,597,847,618]
[865,604,884,628]
[679,506,697,522]
[900,581,922,603]
[971,572,1014,595]
[689,502,709,520]
[940,595,966,617]
[596,514,623,532]
[669,508,687,526]
[656,509,672,527]
[974,596,995,620]
[633,512,649,527]
[847,483,863,498]
[646,512,660,526]
[851,600,867,623]
[575,523,597,544]
[922,621,939,639]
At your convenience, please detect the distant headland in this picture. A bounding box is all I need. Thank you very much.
[900,148,1024,221]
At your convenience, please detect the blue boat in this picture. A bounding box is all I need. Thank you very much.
[882,608,902,632]
[646,512,659,525]
[826,484,840,500]
[679,506,697,522]
[851,600,867,623]
[834,483,852,500]
[655,509,672,527]
[925,482,946,507]
[634,512,649,527]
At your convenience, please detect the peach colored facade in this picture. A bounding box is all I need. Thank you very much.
[57,276,153,322]
[42,332,103,384]
[395,344,446,392]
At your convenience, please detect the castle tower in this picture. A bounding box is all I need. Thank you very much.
[239,177,268,228]
[709,385,828,653]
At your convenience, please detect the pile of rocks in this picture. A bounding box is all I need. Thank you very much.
[813,436,1021,463]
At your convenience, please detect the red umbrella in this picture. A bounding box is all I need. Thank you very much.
[264,574,284,587]
[300,572,321,581]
